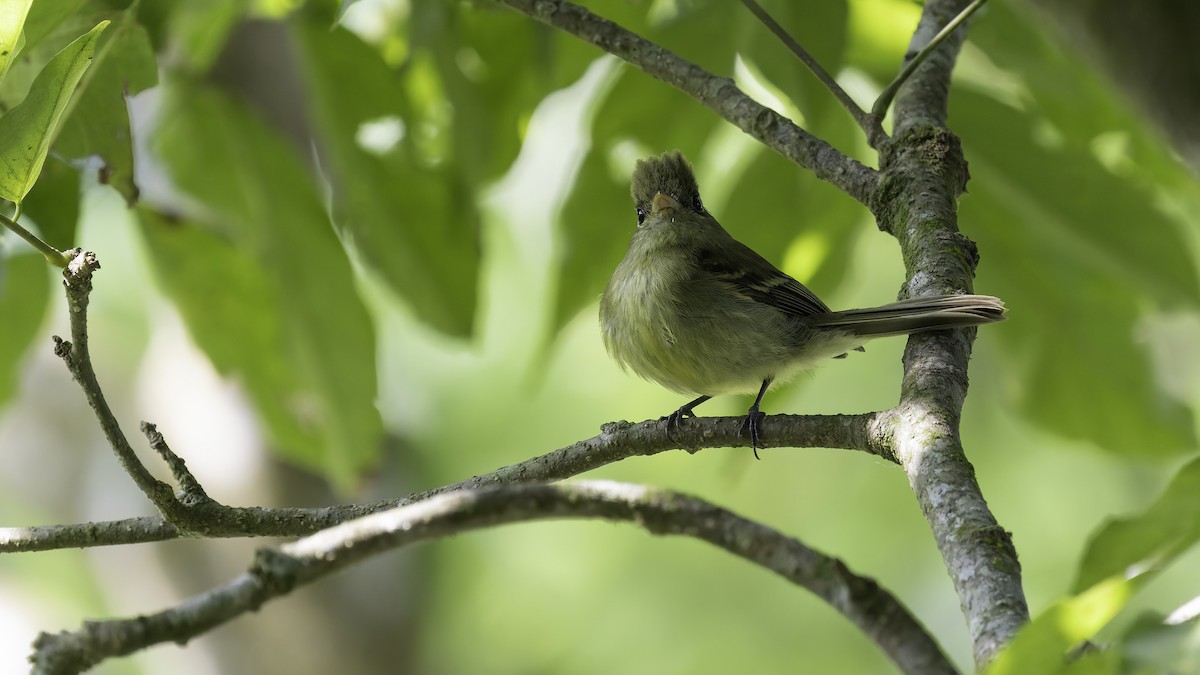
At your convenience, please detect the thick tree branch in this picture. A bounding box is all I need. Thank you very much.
[879,0,1030,668]
[494,0,879,205]
[2,411,893,553]
[30,481,957,675]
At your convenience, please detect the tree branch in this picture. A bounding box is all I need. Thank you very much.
[494,0,879,205]
[30,481,958,675]
[2,411,894,553]
[878,0,1030,668]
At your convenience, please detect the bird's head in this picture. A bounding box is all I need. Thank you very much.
[630,151,706,226]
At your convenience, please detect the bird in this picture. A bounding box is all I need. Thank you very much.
[598,150,1005,458]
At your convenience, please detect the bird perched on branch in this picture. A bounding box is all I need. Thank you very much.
[599,150,1005,457]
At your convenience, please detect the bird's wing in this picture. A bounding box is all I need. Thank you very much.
[695,236,832,318]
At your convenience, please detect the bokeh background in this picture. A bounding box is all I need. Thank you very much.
[1,0,1199,673]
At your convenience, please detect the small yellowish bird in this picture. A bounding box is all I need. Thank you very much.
[599,151,1005,457]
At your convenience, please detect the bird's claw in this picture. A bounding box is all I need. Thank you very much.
[661,406,696,434]
[739,407,766,460]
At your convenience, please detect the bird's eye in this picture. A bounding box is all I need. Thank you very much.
[636,207,646,225]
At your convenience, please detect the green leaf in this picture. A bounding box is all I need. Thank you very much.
[0,251,49,409]
[721,124,864,291]
[163,0,242,73]
[20,0,87,55]
[956,89,1197,456]
[429,2,580,186]
[552,70,722,332]
[0,0,34,85]
[986,576,1136,675]
[137,208,332,471]
[20,154,79,249]
[0,20,107,204]
[293,20,479,337]
[1074,457,1200,592]
[1118,612,1200,674]
[152,82,382,487]
[55,9,157,205]
[737,0,850,126]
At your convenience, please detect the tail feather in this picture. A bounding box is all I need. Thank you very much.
[808,294,1006,339]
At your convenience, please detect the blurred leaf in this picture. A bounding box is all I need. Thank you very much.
[293,20,478,337]
[844,0,920,83]
[137,208,331,471]
[1119,611,1200,675]
[737,0,850,125]
[20,154,79,248]
[721,115,865,292]
[657,0,739,75]
[0,20,107,204]
[987,576,1135,675]
[0,0,33,86]
[1074,457,1200,592]
[20,0,87,55]
[166,0,242,73]
[957,89,1197,456]
[429,2,584,185]
[552,69,722,332]
[152,82,382,486]
[0,251,49,408]
[55,9,158,205]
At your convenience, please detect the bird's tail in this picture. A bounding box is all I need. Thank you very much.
[808,294,1006,338]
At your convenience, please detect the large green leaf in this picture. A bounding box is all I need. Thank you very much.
[0,0,34,86]
[552,69,723,332]
[970,2,1199,210]
[152,82,382,486]
[721,113,866,294]
[986,576,1135,675]
[737,0,850,127]
[956,88,1197,456]
[137,208,333,472]
[0,19,106,201]
[54,8,157,205]
[0,20,106,203]
[0,251,49,409]
[20,154,79,249]
[428,2,588,187]
[19,0,87,55]
[1074,457,1200,593]
[1117,612,1200,674]
[293,20,479,337]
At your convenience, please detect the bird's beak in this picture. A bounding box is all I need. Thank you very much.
[652,192,681,216]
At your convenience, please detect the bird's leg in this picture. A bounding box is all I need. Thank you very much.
[662,395,711,433]
[739,378,773,460]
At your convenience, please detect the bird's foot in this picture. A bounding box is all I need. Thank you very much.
[739,406,766,460]
[661,405,697,434]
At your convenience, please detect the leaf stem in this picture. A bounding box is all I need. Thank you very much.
[0,207,69,267]
[872,0,990,119]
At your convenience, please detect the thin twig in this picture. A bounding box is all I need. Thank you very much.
[0,209,69,267]
[30,481,959,675]
[738,0,887,148]
[872,0,989,120]
[53,250,204,525]
[1,410,895,553]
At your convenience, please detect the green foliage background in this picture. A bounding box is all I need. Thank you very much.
[1,0,1199,672]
